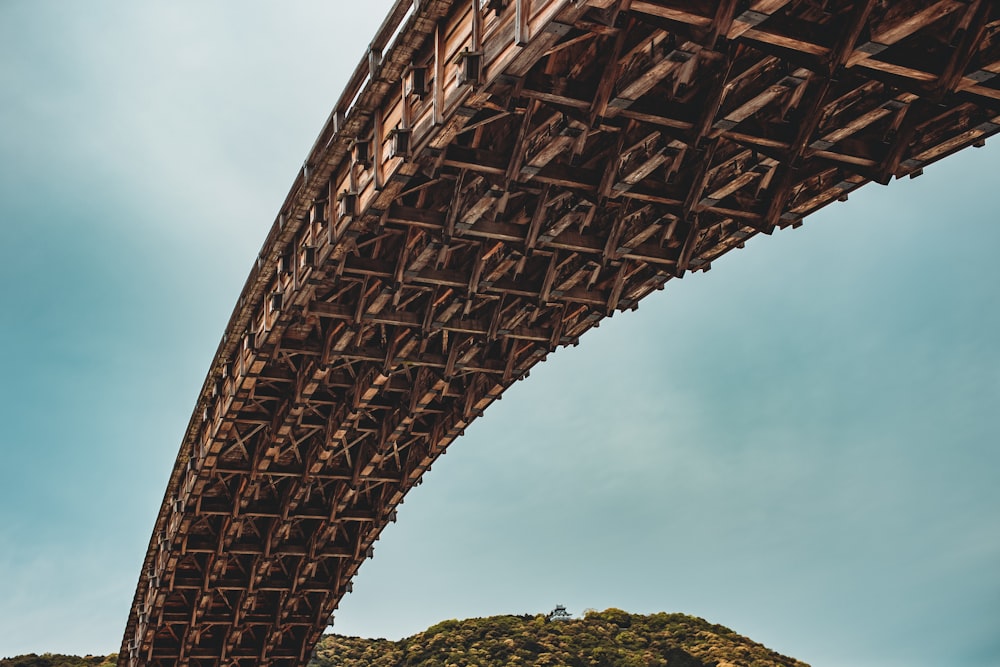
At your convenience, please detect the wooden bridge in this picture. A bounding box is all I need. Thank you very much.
[120,1,1000,665]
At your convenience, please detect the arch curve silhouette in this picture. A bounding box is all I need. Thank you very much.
[121,2,1000,665]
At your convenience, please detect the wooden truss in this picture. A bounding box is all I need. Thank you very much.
[121,0,1000,666]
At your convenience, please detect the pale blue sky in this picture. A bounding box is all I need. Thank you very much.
[1,3,997,666]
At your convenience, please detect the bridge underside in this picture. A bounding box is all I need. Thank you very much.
[122,1,1000,665]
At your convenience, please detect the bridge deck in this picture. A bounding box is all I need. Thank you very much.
[122,1,1000,665]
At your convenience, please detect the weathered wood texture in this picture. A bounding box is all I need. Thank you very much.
[121,0,1000,665]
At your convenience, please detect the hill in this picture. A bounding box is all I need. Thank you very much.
[2,609,807,667]
[312,608,807,666]
[0,655,116,667]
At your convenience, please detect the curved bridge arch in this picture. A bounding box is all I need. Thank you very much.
[122,1,1000,665]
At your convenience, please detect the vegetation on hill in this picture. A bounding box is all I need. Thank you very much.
[2,609,807,667]
[311,608,808,667]
[0,655,116,667]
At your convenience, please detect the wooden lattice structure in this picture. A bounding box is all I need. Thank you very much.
[121,1,1000,665]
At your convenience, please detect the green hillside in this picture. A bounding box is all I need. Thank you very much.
[312,608,807,667]
[2,609,807,667]
[0,655,116,667]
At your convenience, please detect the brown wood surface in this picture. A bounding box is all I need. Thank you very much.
[121,1,1000,666]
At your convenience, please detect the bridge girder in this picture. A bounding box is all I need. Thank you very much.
[123,0,1000,665]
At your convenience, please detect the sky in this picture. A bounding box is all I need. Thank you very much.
[0,2,997,666]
